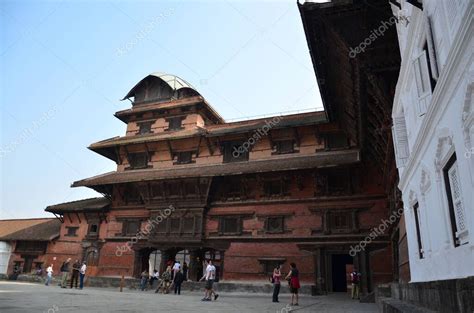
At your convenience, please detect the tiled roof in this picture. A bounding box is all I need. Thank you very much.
[0,218,60,241]
[72,149,360,187]
[45,197,110,214]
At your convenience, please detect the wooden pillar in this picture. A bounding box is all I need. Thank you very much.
[360,250,369,295]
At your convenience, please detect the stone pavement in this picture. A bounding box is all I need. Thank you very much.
[0,281,379,313]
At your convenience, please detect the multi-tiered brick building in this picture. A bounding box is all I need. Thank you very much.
[36,68,398,295]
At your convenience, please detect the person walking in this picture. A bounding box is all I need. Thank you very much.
[60,258,71,288]
[45,264,53,286]
[70,260,81,289]
[79,262,87,290]
[140,270,149,291]
[173,269,185,295]
[200,259,219,301]
[272,264,282,303]
[350,269,361,300]
[285,263,300,306]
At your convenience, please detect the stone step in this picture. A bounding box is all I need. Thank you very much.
[378,297,438,313]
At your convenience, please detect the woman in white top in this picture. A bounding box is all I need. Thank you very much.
[45,264,53,286]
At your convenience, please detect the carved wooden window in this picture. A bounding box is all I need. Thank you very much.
[219,217,241,235]
[166,116,184,131]
[138,121,153,134]
[263,178,289,197]
[15,241,47,254]
[326,133,348,150]
[222,141,248,163]
[151,183,165,199]
[122,220,141,236]
[443,154,468,246]
[176,151,193,164]
[65,226,78,237]
[329,212,351,233]
[265,216,284,233]
[184,181,197,195]
[413,202,424,259]
[170,218,181,233]
[274,140,295,154]
[128,152,149,169]
[126,186,143,204]
[183,218,194,234]
[327,170,350,195]
[167,181,181,197]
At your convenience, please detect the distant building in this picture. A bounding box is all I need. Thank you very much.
[45,70,397,295]
[0,218,60,275]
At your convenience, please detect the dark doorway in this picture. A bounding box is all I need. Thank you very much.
[331,254,353,292]
[22,255,36,273]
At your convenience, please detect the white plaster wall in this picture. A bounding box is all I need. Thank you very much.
[392,0,474,282]
[0,241,12,275]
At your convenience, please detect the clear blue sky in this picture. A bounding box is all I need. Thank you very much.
[0,0,323,219]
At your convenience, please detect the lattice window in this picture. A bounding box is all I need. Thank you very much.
[219,217,241,235]
[392,113,410,167]
[138,121,153,134]
[128,152,149,169]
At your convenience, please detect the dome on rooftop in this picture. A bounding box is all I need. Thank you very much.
[122,72,201,104]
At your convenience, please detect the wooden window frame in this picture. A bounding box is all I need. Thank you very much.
[222,141,249,163]
[165,116,185,131]
[265,216,285,234]
[218,216,242,235]
[137,121,153,135]
[65,226,79,237]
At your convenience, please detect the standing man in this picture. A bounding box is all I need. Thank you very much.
[45,264,53,286]
[79,261,87,290]
[173,269,184,295]
[182,262,188,281]
[60,258,71,288]
[70,259,81,289]
[200,259,219,301]
[350,268,361,300]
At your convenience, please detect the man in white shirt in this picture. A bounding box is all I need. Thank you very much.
[172,261,181,280]
[199,260,219,301]
[79,262,87,290]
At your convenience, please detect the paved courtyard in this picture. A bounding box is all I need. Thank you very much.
[0,281,378,313]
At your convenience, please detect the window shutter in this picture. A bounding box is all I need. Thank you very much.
[392,115,409,167]
[413,51,431,116]
[425,14,439,80]
[447,162,469,244]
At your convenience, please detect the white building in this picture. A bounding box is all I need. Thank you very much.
[391,0,473,282]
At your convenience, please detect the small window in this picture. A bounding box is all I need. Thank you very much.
[274,140,295,154]
[413,202,424,259]
[265,217,284,233]
[138,121,153,134]
[219,217,241,235]
[223,141,249,163]
[331,213,350,230]
[65,226,78,237]
[326,133,348,150]
[122,220,141,236]
[176,151,193,164]
[167,117,184,131]
[128,153,149,169]
[87,223,99,238]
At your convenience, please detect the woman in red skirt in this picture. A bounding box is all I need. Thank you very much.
[285,262,300,306]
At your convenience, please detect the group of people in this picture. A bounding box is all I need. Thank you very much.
[139,259,219,302]
[271,263,301,306]
[270,263,362,305]
[44,258,87,289]
[140,260,188,295]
